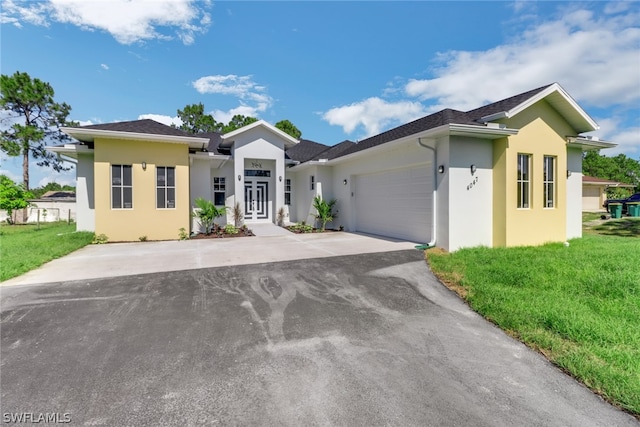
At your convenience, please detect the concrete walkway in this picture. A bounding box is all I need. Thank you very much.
[1,231,420,286]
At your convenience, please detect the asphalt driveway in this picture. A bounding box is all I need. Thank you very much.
[1,250,636,426]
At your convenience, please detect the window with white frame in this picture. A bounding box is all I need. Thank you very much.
[213,177,226,206]
[285,178,292,205]
[112,164,132,209]
[517,154,531,209]
[310,175,315,191]
[543,155,556,208]
[156,166,176,209]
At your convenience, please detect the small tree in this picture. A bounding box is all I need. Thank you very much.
[0,175,33,224]
[193,197,228,235]
[232,201,244,227]
[313,196,337,231]
[275,119,302,139]
[1,71,75,190]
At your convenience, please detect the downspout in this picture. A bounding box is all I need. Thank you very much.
[416,137,438,250]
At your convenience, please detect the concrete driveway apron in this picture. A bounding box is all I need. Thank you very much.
[1,234,637,426]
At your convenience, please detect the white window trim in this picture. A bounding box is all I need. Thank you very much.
[517,153,531,209]
[543,155,556,209]
[213,176,226,206]
[111,164,133,210]
[156,166,176,210]
[285,178,292,206]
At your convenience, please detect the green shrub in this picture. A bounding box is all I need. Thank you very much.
[92,233,108,244]
[223,224,239,234]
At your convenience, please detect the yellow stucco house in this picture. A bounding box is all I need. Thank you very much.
[50,83,615,251]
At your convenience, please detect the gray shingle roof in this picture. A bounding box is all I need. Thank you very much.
[311,140,356,160]
[285,139,330,162]
[335,109,476,159]
[77,119,195,138]
[465,84,553,121]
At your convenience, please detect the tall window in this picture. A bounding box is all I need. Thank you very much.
[517,154,531,209]
[285,178,292,205]
[310,175,315,191]
[213,177,226,206]
[543,156,556,208]
[112,164,132,209]
[157,166,176,209]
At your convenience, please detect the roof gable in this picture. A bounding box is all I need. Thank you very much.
[221,120,299,148]
[469,83,599,133]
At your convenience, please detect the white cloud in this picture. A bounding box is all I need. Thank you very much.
[192,75,273,107]
[138,114,182,127]
[210,105,263,125]
[403,7,640,111]
[192,74,274,122]
[322,97,428,138]
[100,63,109,70]
[1,0,213,45]
[321,4,640,148]
[587,117,640,157]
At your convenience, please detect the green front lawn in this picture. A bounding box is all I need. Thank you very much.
[426,224,640,416]
[0,222,94,282]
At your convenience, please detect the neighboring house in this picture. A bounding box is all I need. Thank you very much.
[27,191,77,223]
[49,83,616,251]
[582,176,634,211]
[1,191,76,224]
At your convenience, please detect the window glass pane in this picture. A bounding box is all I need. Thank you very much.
[166,188,175,208]
[167,167,175,186]
[112,188,121,209]
[214,192,225,206]
[157,167,166,185]
[122,165,132,186]
[123,187,133,208]
[157,188,165,208]
[112,165,121,185]
[285,193,291,206]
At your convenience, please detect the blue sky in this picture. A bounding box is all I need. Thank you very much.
[1,0,639,188]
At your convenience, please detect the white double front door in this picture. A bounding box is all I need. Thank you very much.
[244,178,269,221]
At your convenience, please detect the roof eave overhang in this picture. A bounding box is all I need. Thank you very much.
[479,83,599,134]
[291,123,518,168]
[566,136,617,151]
[47,144,94,159]
[60,127,210,149]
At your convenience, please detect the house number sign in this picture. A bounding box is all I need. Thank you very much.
[250,161,262,168]
[467,176,479,191]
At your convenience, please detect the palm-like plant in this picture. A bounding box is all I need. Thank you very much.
[194,197,228,235]
[313,196,337,231]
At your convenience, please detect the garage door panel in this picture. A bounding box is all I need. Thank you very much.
[355,166,432,242]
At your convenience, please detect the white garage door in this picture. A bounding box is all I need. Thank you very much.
[582,187,601,211]
[355,165,432,243]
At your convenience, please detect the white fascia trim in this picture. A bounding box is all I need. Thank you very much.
[305,123,518,167]
[46,144,93,159]
[480,83,599,132]
[189,152,232,160]
[221,120,299,148]
[566,136,617,151]
[449,124,518,138]
[61,127,209,148]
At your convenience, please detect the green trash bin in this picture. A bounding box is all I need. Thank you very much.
[610,203,623,219]
[627,202,640,217]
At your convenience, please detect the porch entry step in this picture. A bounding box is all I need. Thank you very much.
[248,222,293,237]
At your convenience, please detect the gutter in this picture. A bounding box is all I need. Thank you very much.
[416,137,438,250]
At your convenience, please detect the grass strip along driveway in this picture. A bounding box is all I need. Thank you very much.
[0,222,94,282]
[426,227,640,417]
